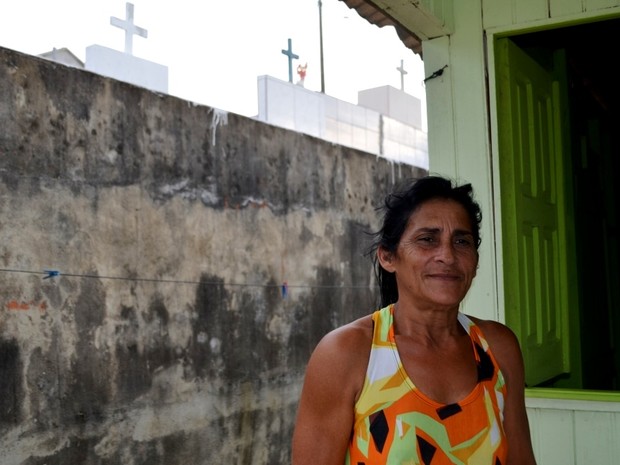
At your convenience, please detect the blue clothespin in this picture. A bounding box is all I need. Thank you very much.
[43,269,60,279]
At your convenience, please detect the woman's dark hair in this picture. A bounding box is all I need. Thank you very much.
[367,175,482,307]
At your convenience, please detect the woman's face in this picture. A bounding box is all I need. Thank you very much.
[379,198,479,310]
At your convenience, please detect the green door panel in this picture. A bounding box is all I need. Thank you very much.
[495,38,572,386]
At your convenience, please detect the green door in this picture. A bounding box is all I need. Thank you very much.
[495,38,576,386]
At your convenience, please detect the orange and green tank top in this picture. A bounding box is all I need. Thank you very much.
[346,305,508,465]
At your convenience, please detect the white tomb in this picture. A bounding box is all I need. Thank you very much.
[256,75,428,169]
[85,2,168,93]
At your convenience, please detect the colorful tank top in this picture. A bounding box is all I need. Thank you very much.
[346,305,508,465]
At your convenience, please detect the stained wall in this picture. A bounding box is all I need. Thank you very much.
[0,47,425,464]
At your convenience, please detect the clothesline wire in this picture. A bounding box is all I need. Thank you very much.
[0,267,375,290]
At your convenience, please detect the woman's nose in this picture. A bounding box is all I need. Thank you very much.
[435,241,456,263]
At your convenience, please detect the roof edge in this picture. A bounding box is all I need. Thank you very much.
[340,0,424,56]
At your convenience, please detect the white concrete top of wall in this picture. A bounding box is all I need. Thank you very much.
[85,44,168,93]
[256,75,428,169]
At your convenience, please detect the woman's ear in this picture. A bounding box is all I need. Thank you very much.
[377,246,396,272]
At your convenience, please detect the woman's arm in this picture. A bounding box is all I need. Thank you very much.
[291,319,371,465]
[477,320,537,465]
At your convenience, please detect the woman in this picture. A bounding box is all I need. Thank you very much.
[292,176,536,464]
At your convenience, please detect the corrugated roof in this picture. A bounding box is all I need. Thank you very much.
[340,0,423,56]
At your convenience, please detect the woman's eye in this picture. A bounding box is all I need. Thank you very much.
[455,237,473,247]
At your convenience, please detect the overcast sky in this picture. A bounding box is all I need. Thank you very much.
[0,0,426,120]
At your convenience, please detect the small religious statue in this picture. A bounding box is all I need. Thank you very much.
[296,63,308,87]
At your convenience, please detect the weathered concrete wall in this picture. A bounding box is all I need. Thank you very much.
[0,46,425,465]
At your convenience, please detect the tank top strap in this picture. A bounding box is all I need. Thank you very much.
[371,304,394,345]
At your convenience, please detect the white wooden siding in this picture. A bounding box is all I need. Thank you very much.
[424,0,500,323]
[420,0,620,461]
[486,2,620,461]
[527,398,620,464]
[482,0,620,29]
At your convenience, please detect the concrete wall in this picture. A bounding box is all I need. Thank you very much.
[0,47,425,464]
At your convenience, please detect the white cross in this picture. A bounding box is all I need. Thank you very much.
[110,2,148,55]
[397,59,408,91]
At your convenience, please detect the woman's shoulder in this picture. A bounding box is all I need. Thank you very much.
[466,315,524,380]
[302,314,375,401]
[466,316,519,346]
[315,314,374,357]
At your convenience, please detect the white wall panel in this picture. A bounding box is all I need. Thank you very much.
[482,0,514,28]
[482,0,619,29]
[585,0,620,10]
[574,410,619,464]
[526,398,620,464]
[528,408,576,465]
[514,0,549,23]
[550,0,584,16]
